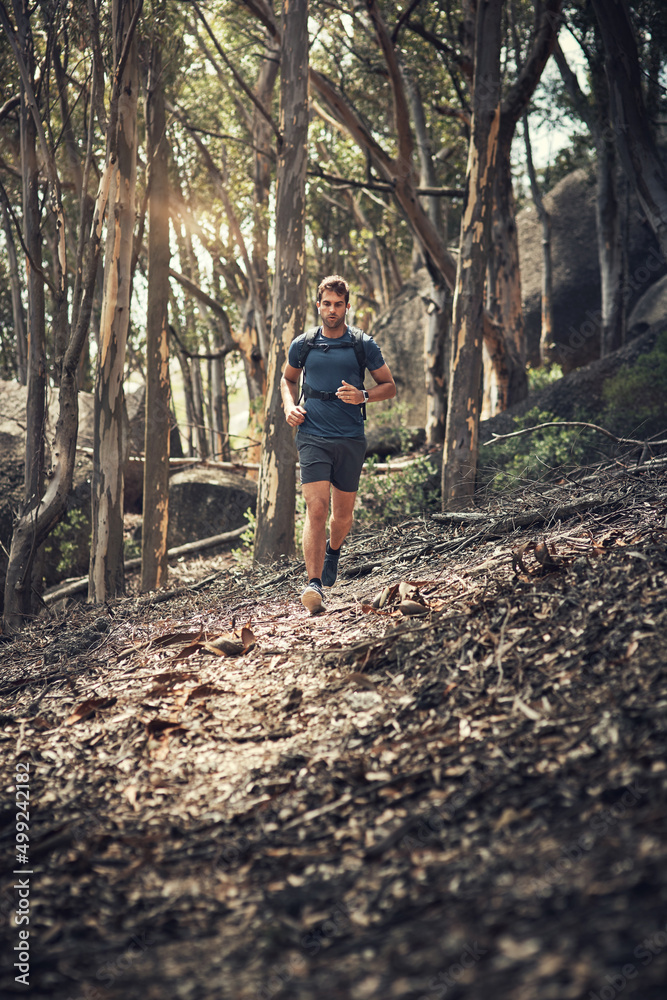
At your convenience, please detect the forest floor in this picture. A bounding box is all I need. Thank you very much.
[1,459,667,1000]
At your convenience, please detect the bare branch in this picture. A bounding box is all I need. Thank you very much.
[485,420,667,449]
[191,0,281,143]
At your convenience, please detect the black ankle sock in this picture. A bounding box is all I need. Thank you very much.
[309,577,322,588]
[327,542,341,555]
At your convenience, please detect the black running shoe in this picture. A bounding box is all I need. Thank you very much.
[301,581,326,613]
[321,542,340,588]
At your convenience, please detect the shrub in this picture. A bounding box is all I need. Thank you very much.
[478,407,598,492]
[601,329,667,439]
[355,454,440,527]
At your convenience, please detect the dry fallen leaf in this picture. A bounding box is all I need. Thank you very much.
[534,540,562,572]
[346,672,378,691]
[145,717,186,738]
[399,599,429,617]
[64,697,116,726]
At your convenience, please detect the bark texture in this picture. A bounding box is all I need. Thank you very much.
[443,0,503,510]
[254,0,309,564]
[141,17,171,593]
[590,0,667,262]
[89,0,140,603]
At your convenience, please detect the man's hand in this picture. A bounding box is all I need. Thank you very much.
[285,404,307,427]
[336,379,363,405]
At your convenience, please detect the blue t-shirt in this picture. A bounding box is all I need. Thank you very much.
[289,327,385,439]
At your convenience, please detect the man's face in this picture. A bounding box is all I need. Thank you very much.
[318,291,349,331]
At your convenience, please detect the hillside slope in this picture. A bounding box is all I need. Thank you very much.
[1,463,666,1000]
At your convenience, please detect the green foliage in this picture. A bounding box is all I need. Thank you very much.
[43,507,90,580]
[601,330,667,438]
[481,334,667,493]
[479,408,597,492]
[366,399,416,455]
[355,455,440,527]
[527,363,564,395]
[232,507,256,566]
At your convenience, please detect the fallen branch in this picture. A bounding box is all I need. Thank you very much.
[43,526,247,604]
[485,420,667,448]
[78,448,425,475]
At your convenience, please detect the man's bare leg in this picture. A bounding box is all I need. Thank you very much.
[301,480,331,581]
[321,486,357,588]
[329,486,357,550]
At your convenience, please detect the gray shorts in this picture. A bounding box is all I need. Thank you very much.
[296,431,367,493]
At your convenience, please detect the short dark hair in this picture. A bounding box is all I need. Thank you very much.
[317,274,349,304]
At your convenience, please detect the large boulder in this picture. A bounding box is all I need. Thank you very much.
[366,270,433,430]
[479,322,665,443]
[167,467,257,548]
[627,273,667,336]
[0,380,172,601]
[517,168,666,370]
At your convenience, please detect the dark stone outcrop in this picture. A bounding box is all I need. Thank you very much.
[167,467,257,548]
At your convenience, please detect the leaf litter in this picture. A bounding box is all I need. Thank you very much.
[1,464,667,999]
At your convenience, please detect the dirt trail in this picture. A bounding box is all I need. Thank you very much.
[2,465,667,1000]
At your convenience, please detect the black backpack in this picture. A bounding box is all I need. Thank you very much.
[296,325,367,375]
[295,325,368,418]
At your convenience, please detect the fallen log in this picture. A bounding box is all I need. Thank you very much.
[43,525,246,604]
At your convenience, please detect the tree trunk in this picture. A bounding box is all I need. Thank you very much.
[89,0,140,603]
[443,0,503,510]
[522,114,554,367]
[487,144,528,408]
[190,355,209,459]
[18,29,46,517]
[597,136,628,356]
[590,0,667,261]
[1,199,28,384]
[485,0,563,405]
[243,28,280,452]
[552,36,627,361]
[211,348,230,462]
[424,284,449,447]
[254,0,309,564]
[406,69,450,445]
[11,4,47,615]
[141,16,171,594]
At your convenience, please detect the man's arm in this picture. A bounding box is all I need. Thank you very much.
[281,363,307,426]
[336,363,397,406]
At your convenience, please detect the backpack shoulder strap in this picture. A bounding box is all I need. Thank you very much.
[347,326,367,378]
[295,326,321,369]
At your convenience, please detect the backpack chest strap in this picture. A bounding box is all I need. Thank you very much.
[302,382,337,401]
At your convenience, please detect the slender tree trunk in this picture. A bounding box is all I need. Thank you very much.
[486,0,561,405]
[173,213,210,458]
[1,200,28,384]
[141,14,171,593]
[590,0,667,261]
[552,37,626,361]
[488,146,528,407]
[245,29,280,436]
[211,349,230,461]
[523,114,554,367]
[254,0,309,564]
[443,0,503,509]
[12,5,47,614]
[406,69,450,445]
[18,41,45,516]
[190,356,209,458]
[89,0,140,603]
[597,134,628,355]
[424,284,449,447]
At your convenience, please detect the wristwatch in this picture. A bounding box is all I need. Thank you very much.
[362,389,369,402]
